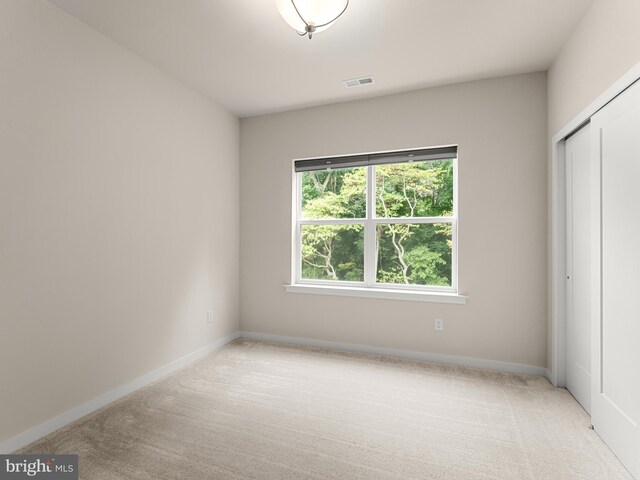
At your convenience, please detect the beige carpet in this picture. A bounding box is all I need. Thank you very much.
[19,339,632,479]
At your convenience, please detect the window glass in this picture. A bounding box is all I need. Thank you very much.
[301,224,364,281]
[376,223,452,286]
[301,167,366,219]
[376,160,453,218]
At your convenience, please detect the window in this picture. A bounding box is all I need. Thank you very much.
[292,146,458,294]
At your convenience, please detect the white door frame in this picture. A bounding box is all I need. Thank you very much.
[549,62,640,387]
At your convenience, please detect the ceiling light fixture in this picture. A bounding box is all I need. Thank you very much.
[276,0,349,39]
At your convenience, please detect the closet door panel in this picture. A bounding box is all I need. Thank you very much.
[565,123,591,414]
[591,79,640,479]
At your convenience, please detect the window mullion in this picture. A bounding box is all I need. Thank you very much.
[364,166,376,286]
[295,172,302,284]
[451,217,458,297]
[298,218,365,225]
[372,216,454,225]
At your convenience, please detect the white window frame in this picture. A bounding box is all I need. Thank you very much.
[290,148,459,297]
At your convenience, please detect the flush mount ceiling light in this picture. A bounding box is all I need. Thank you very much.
[276,0,349,39]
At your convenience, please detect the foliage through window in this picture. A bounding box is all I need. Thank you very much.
[294,147,457,292]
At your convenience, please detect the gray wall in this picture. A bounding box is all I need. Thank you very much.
[548,0,640,135]
[240,73,548,369]
[0,0,239,444]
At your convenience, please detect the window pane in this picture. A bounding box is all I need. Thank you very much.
[301,224,364,282]
[376,159,454,218]
[301,167,366,219]
[376,223,452,286]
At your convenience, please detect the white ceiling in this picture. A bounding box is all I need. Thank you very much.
[48,0,593,117]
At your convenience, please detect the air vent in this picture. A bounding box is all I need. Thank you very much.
[343,76,375,88]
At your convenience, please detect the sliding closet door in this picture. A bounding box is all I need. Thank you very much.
[565,124,591,414]
[591,79,640,479]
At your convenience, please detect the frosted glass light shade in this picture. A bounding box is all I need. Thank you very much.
[276,0,348,36]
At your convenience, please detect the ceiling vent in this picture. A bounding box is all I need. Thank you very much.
[343,76,375,88]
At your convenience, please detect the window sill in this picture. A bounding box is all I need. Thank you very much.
[284,284,467,304]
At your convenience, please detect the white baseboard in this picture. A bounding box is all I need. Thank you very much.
[239,331,549,378]
[0,332,240,454]
[1,330,551,453]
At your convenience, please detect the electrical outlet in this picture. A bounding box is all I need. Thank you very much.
[434,318,444,332]
[207,311,214,324]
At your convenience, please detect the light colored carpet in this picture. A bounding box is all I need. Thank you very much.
[19,339,632,479]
